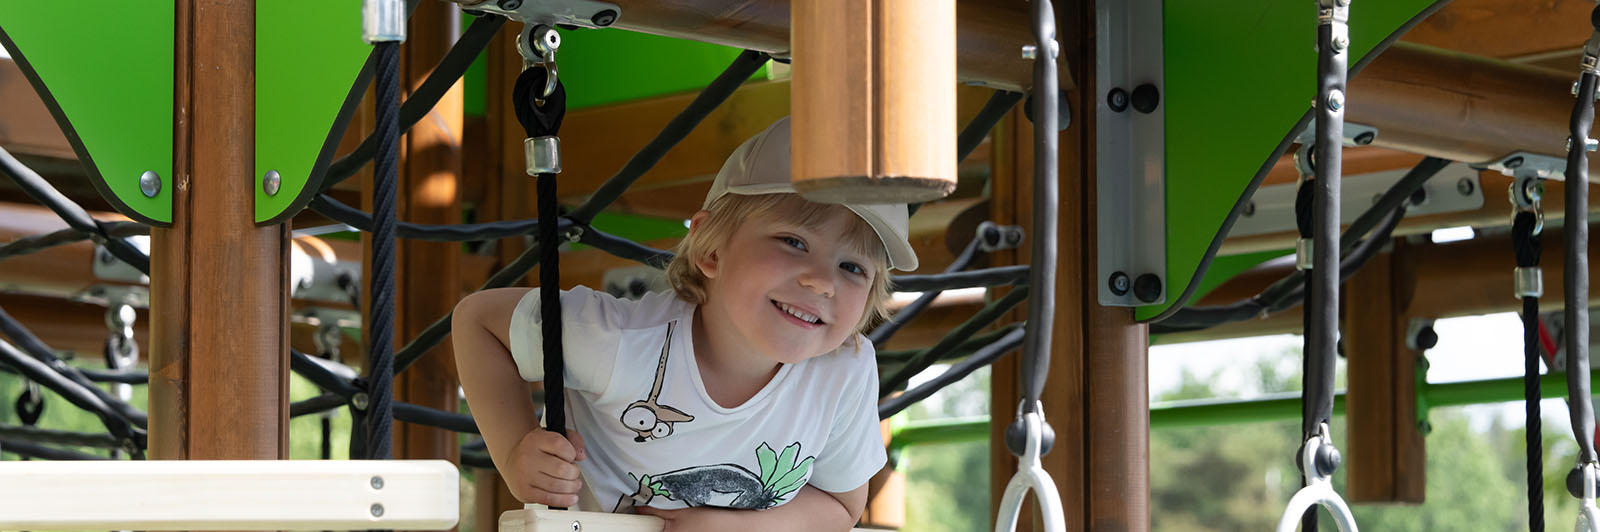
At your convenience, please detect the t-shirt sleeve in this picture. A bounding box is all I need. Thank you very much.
[506,285,622,398]
[806,338,889,493]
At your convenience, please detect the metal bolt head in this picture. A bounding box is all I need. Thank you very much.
[370,476,385,490]
[1331,35,1349,52]
[1242,200,1256,217]
[370,503,385,517]
[571,521,582,531]
[139,171,162,198]
[1589,138,1598,152]
[1456,177,1475,196]
[1106,88,1129,113]
[352,393,370,410]
[1326,90,1344,112]
[1021,44,1038,60]
[263,170,282,196]
[591,9,618,27]
[1108,272,1130,296]
[498,0,522,10]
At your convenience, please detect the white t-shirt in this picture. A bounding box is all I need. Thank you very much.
[507,286,887,513]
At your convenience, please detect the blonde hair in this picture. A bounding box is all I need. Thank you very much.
[666,193,892,335]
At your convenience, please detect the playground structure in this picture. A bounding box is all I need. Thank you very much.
[4,0,1600,531]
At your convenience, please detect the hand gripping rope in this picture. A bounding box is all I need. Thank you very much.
[1511,174,1546,532]
[1564,5,1600,531]
[993,0,1065,530]
[1276,1,1358,531]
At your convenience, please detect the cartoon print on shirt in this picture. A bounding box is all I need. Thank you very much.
[613,442,815,512]
[619,320,694,442]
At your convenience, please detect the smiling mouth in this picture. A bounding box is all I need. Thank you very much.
[772,300,825,325]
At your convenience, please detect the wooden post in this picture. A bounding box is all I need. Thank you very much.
[790,0,957,204]
[860,419,905,529]
[989,1,1149,529]
[391,1,464,470]
[1344,242,1426,503]
[149,0,289,460]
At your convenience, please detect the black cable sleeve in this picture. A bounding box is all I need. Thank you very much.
[567,50,770,224]
[0,423,123,449]
[396,402,480,434]
[910,91,1026,217]
[289,349,363,397]
[0,305,147,428]
[290,393,347,418]
[310,193,539,241]
[321,14,506,190]
[577,227,675,268]
[1308,13,1347,442]
[1019,0,1059,412]
[879,288,1030,398]
[1568,69,1598,465]
[0,146,149,273]
[878,326,1027,420]
[0,222,147,262]
[876,324,1023,365]
[870,234,984,345]
[1141,0,1452,326]
[0,339,139,448]
[1340,156,1450,256]
[363,40,401,462]
[890,265,1029,292]
[0,437,108,460]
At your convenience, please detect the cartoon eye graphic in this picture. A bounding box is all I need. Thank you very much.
[651,422,673,439]
[622,405,657,430]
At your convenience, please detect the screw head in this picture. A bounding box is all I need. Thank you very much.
[1133,274,1163,303]
[1456,177,1475,196]
[263,170,282,196]
[139,171,162,198]
[352,393,370,411]
[590,9,617,27]
[1504,156,1524,169]
[572,522,582,531]
[1106,88,1129,112]
[1242,201,1256,217]
[1352,131,1375,145]
[498,0,522,10]
[370,476,385,490]
[1332,35,1349,52]
[370,503,385,517]
[1021,44,1038,60]
[1108,272,1131,296]
[1130,84,1160,114]
[1326,90,1345,112]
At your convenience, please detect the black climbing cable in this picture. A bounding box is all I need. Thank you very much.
[0,424,122,450]
[1140,0,1452,326]
[890,265,1030,292]
[910,91,1026,217]
[0,146,149,273]
[321,13,505,190]
[1513,208,1545,532]
[0,438,107,461]
[362,38,402,462]
[0,339,141,452]
[876,324,1023,365]
[567,50,769,224]
[310,194,541,241]
[1566,10,1600,483]
[870,227,989,346]
[0,304,147,428]
[0,222,146,262]
[881,287,1030,398]
[878,325,1027,420]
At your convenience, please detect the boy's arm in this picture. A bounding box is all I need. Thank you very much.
[637,483,867,532]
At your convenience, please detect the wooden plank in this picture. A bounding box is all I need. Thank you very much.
[988,109,1032,530]
[0,460,459,530]
[1401,0,1595,59]
[1344,248,1399,501]
[394,1,464,471]
[149,0,289,460]
[1390,241,1427,502]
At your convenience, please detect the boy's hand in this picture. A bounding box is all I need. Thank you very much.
[505,428,587,507]
[635,506,744,531]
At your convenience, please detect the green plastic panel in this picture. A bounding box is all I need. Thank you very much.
[1137,1,1438,320]
[0,5,173,224]
[256,1,371,224]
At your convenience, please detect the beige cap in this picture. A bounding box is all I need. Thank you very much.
[705,117,919,271]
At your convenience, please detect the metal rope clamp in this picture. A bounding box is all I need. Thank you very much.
[994,402,1065,532]
[1274,423,1359,532]
[1510,173,1543,299]
[520,25,563,175]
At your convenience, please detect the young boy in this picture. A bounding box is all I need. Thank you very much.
[453,116,918,531]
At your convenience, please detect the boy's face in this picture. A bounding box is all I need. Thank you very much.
[695,207,877,365]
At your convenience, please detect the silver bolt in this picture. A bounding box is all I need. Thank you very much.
[1332,35,1348,52]
[352,393,370,410]
[571,521,581,531]
[1326,90,1344,112]
[139,171,162,198]
[371,476,384,490]
[370,503,384,517]
[1021,44,1038,60]
[263,170,282,196]
[1589,139,1598,152]
[1456,177,1474,196]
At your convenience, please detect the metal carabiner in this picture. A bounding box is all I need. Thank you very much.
[1275,427,1359,532]
[994,407,1066,532]
[517,24,561,99]
[1578,463,1600,532]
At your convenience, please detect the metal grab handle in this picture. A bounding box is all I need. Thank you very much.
[993,411,1066,532]
[1578,464,1600,532]
[1274,433,1358,532]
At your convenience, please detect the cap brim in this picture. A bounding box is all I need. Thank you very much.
[845,205,918,272]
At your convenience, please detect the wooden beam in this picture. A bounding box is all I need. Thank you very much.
[387,2,466,472]
[1401,0,1595,59]
[1343,241,1425,503]
[150,0,289,460]
[0,59,73,159]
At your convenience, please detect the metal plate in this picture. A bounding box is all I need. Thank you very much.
[1228,162,1485,239]
[1096,0,1167,306]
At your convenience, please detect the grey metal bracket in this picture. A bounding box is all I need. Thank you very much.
[452,0,620,30]
[1095,0,1166,307]
[1229,162,1485,241]
[1479,151,1570,180]
[1295,120,1380,147]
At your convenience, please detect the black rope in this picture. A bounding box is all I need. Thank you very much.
[0,437,108,460]
[0,222,146,262]
[890,265,1029,292]
[0,305,147,429]
[0,146,149,272]
[870,230,987,345]
[513,62,571,447]
[880,288,1030,398]
[1514,210,1545,532]
[0,423,122,449]
[0,339,142,452]
[876,324,1022,365]
[362,40,401,462]
[878,325,1026,420]
[309,193,540,242]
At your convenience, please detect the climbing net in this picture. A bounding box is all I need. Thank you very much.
[0,8,1042,475]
